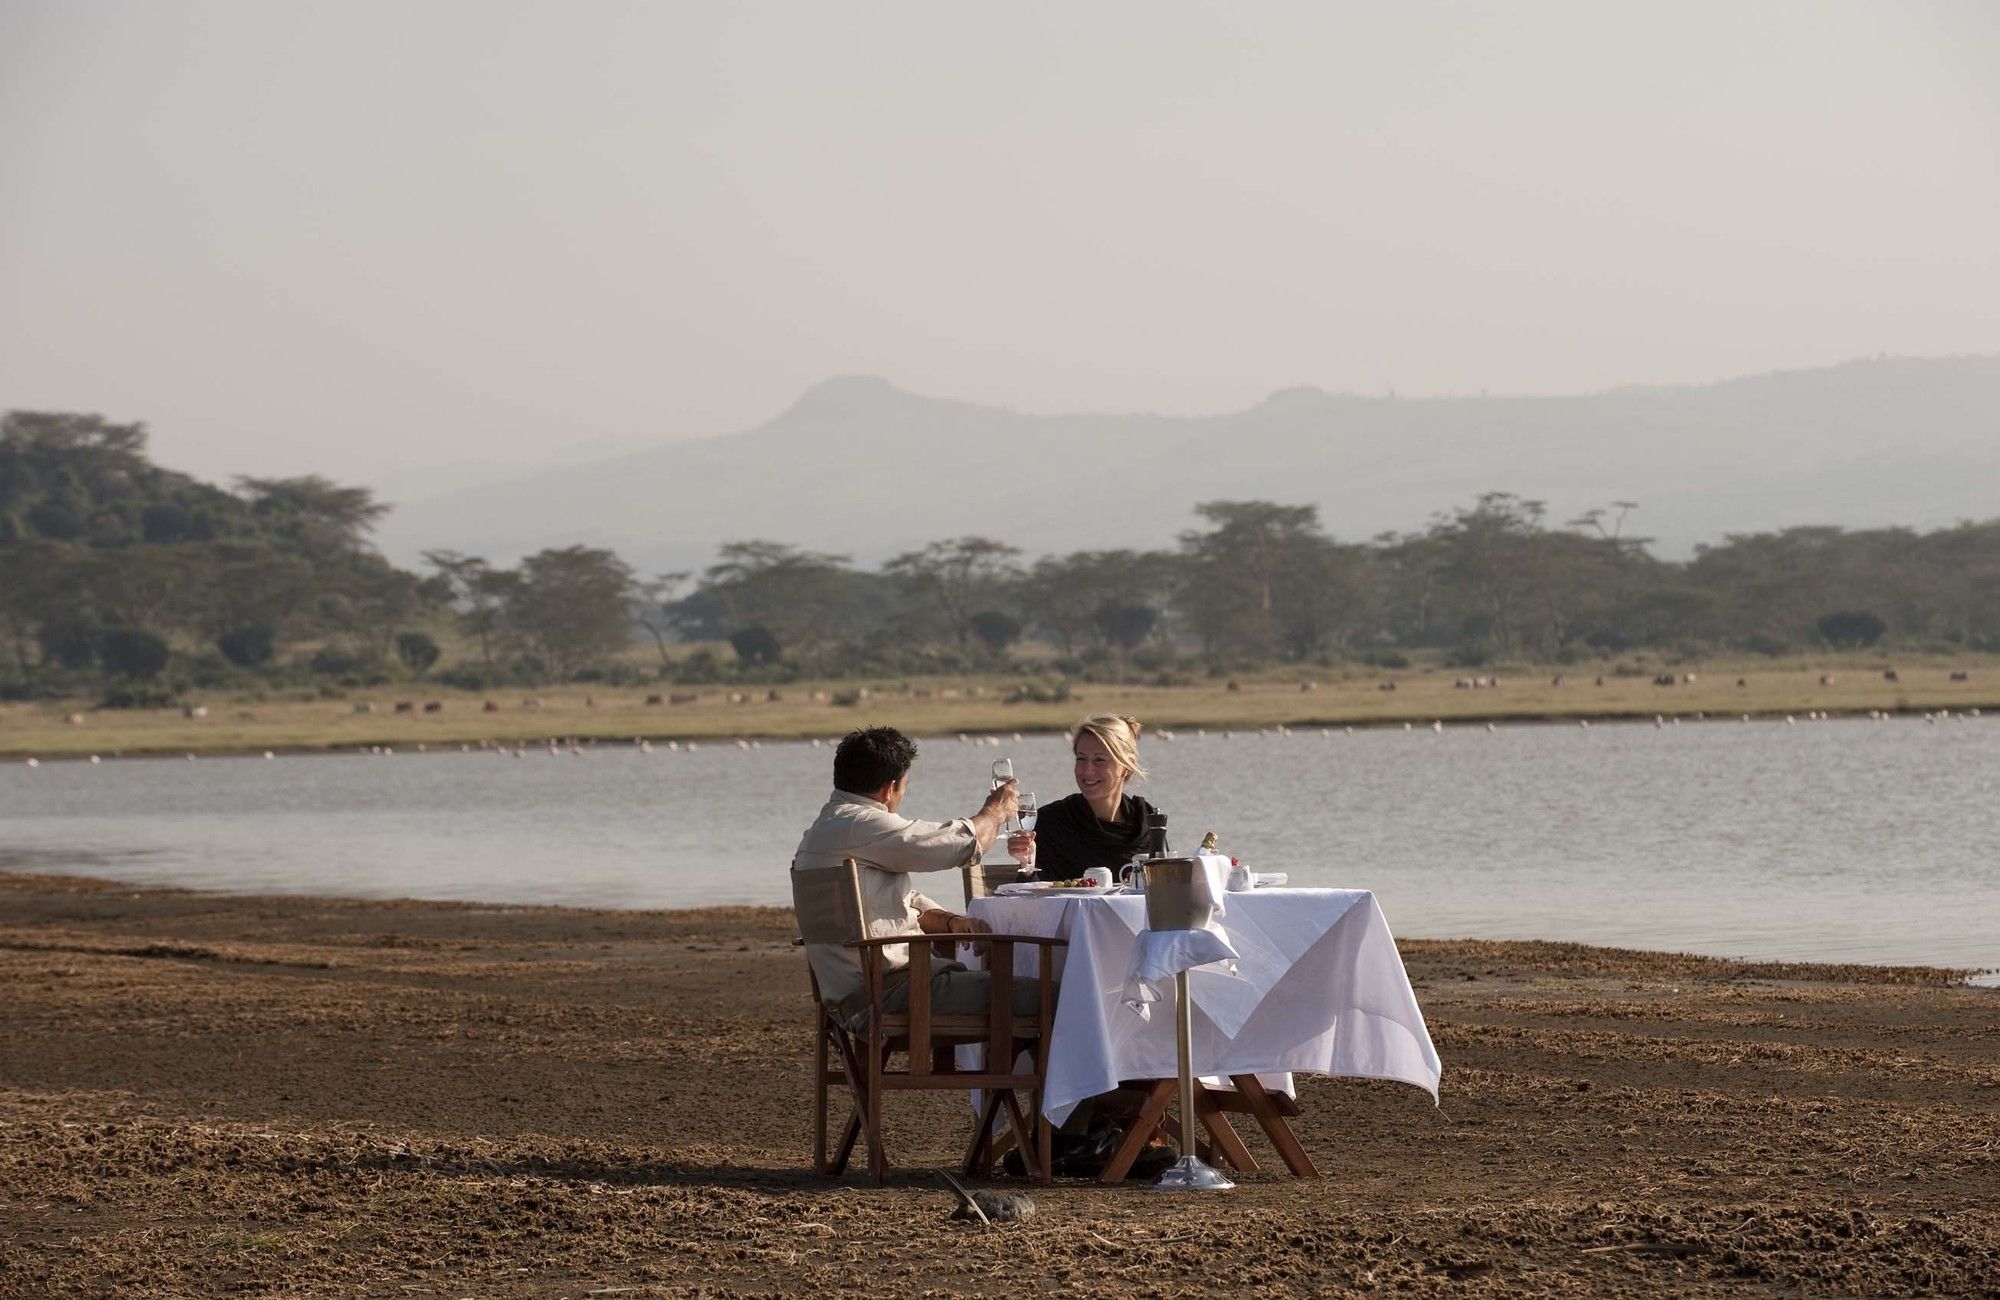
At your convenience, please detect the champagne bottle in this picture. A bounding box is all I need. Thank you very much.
[1198,830,1219,853]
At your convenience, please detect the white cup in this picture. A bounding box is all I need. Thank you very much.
[1083,866,1114,890]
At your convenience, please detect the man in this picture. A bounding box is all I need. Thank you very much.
[792,725,1034,1027]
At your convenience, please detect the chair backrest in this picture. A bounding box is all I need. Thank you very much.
[960,861,1021,907]
[791,858,868,946]
[1142,856,1214,931]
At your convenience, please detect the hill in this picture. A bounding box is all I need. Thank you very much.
[377,354,2000,570]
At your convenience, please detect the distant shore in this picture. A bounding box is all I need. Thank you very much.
[4,660,1995,760]
[2,871,1994,1297]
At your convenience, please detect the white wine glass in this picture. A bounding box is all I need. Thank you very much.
[991,757,1014,790]
[1012,791,1038,872]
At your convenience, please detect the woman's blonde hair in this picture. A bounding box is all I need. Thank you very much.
[1073,713,1147,781]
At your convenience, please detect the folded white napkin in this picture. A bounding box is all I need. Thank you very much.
[1122,852,1243,1019]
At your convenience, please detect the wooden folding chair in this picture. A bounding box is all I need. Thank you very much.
[792,858,1065,1184]
[960,861,1024,906]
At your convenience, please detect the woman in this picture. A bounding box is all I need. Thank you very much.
[1012,713,1164,877]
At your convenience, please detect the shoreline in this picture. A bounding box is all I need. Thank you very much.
[4,664,1994,760]
[4,870,1991,984]
[4,870,1995,1296]
[6,701,1995,763]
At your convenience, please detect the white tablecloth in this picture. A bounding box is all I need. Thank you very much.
[968,888,1442,1126]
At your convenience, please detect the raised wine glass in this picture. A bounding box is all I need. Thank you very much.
[1012,791,1038,873]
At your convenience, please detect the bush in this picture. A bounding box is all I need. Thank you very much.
[100,681,180,709]
[1004,679,1073,705]
[309,647,369,677]
[217,624,276,668]
[1363,650,1413,670]
[1816,610,1887,649]
[40,621,99,670]
[98,628,171,679]
[394,631,440,675]
[1739,632,1793,658]
[434,666,493,691]
[1443,642,1493,669]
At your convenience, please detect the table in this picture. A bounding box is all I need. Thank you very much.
[967,888,1441,1140]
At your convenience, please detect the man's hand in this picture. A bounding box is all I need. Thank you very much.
[917,909,991,937]
[918,908,993,958]
[981,778,1020,821]
[969,778,1018,852]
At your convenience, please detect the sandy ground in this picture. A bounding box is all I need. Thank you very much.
[0,872,1994,1298]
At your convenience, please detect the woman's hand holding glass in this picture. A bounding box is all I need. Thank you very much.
[1007,791,1038,873]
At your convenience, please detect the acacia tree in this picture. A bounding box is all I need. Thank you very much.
[631,571,691,672]
[500,546,636,679]
[425,549,516,670]
[691,541,859,663]
[884,537,1021,648]
[1175,501,1326,660]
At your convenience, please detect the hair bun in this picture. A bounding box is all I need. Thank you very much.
[1123,716,1143,738]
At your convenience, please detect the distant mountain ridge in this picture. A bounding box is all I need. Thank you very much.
[372,354,2000,571]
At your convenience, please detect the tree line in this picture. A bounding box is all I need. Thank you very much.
[3,410,1997,703]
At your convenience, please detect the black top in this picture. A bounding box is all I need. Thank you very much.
[1032,792,1164,878]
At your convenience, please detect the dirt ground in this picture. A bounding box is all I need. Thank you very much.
[0,872,1994,1298]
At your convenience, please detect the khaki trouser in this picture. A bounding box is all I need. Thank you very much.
[839,959,1043,1033]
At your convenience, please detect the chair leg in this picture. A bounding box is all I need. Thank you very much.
[813,1025,831,1173]
[866,1041,890,1184]
[1192,1085,1259,1173]
[827,1028,868,1177]
[1035,1088,1052,1183]
[1230,1074,1319,1177]
[960,1089,1006,1176]
[1099,1079,1175,1183]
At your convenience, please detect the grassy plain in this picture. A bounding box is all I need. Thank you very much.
[3,654,1995,760]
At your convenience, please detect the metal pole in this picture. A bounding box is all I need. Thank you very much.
[1152,968,1233,1190]
[1176,969,1196,1156]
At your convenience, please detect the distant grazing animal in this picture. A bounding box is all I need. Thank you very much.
[645,694,664,706]
[1594,676,1605,687]
[182,705,210,719]
[522,698,544,711]
[1226,680,1241,692]
[1949,670,1970,682]
[65,712,85,726]
[353,702,375,714]
[1882,669,1899,683]
[1682,673,1697,684]
[423,701,442,714]
[393,701,415,714]
[1653,674,1676,687]
[668,692,698,705]
[1551,675,1564,687]
[482,700,500,713]
[1299,680,1318,692]
[1818,674,1835,686]
[1736,678,1747,687]
[584,696,596,708]
[1378,680,1398,692]
[728,691,748,704]
[766,689,783,702]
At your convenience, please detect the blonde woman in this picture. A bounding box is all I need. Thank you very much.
[1011,714,1164,877]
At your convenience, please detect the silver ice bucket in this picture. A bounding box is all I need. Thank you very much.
[1142,856,1214,932]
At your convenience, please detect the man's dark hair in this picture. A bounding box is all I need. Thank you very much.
[833,726,918,795]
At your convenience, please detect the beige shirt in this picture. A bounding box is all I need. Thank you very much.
[791,790,983,1008]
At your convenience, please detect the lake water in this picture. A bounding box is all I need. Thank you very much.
[2,716,1995,971]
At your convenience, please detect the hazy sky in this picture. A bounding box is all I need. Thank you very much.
[3,1,1997,496]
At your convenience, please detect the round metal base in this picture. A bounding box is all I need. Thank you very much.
[1150,1155,1235,1191]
